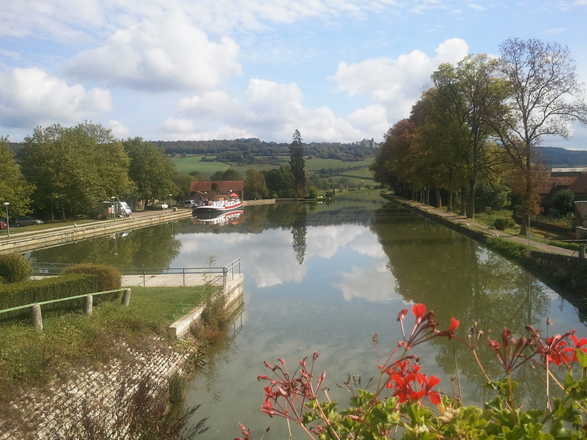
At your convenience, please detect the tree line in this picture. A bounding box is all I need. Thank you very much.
[372,38,587,235]
[152,138,375,161]
[1,123,187,220]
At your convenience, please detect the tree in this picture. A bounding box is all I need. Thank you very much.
[244,169,268,200]
[264,166,295,197]
[490,38,587,234]
[432,55,508,217]
[21,123,133,219]
[289,129,306,198]
[0,138,34,216]
[123,138,177,207]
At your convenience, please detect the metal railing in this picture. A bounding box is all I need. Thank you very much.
[0,288,131,331]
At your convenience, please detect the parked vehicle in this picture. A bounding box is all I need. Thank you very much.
[184,199,196,208]
[12,216,44,227]
[0,219,7,230]
[117,201,132,217]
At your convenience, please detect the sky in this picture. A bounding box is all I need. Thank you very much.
[1,0,587,146]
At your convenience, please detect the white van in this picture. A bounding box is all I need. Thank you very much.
[117,201,132,217]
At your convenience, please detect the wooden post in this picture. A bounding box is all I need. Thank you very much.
[31,304,43,331]
[580,244,585,260]
[223,267,228,294]
[122,288,132,306]
[84,295,93,315]
[182,268,186,287]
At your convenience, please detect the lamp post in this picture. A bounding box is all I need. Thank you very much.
[111,196,117,219]
[3,202,10,238]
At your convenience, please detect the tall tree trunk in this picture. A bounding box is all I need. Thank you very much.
[436,188,442,208]
[468,176,476,219]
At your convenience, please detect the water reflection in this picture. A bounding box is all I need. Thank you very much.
[27,197,587,438]
[32,223,181,271]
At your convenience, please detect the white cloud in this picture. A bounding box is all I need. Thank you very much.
[334,38,469,123]
[0,68,111,129]
[107,120,129,138]
[336,265,399,303]
[67,13,241,92]
[0,1,430,40]
[165,78,365,141]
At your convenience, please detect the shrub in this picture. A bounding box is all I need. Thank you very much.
[0,254,32,284]
[63,264,121,291]
[0,274,98,321]
[493,217,514,231]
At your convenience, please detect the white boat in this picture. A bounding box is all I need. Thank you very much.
[193,210,244,225]
[193,193,243,213]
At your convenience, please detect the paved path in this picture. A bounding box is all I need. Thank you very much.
[393,197,579,258]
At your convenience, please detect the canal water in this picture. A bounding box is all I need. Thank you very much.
[30,194,587,438]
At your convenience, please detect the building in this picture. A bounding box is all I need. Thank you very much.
[189,180,245,199]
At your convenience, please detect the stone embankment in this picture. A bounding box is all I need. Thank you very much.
[0,209,193,255]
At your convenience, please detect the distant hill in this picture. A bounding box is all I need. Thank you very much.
[537,147,587,167]
[152,138,377,161]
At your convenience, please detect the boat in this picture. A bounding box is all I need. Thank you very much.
[192,193,243,214]
[193,209,244,225]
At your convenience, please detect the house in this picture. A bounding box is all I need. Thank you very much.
[190,180,245,200]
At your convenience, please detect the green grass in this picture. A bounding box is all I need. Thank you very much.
[0,285,213,395]
[171,155,375,180]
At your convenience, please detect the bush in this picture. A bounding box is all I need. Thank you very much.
[0,254,32,284]
[493,217,514,231]
[63,264,121,291]
[0,274,98,321]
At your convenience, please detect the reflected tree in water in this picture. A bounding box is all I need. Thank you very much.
[370,203,552,404]
[291,205,308,265]
[33,223,181,271]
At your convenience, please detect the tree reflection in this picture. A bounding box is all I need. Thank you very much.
[291,205,307,265]
[32,223,181,271]
[370,203,551,404]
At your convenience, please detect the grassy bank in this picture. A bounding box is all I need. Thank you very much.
[0,285,214,396]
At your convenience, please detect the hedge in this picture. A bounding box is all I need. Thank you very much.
[62,264,122,291]
[0,274,99,322]
[0,254,32,284]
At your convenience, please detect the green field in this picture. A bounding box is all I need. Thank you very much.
[172,156,278,177]
[172,155,375,182]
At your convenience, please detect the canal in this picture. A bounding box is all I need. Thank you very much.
[30,193,587,438]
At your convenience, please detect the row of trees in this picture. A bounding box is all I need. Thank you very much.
[1,123,187,219]
[372,38,587,234]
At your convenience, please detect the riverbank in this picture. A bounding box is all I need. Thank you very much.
[0,209,193,255]
[387,194,587,302]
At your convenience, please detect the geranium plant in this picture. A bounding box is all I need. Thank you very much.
[236,304,587,439]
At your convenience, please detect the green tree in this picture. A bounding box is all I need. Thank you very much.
[264,166,295,197]
[21,123,132,219]
[123,138,177,207]
[244,169,268,200]
[0,138,34,216]
[289,129,306,198]
[490,38,587,235]
[432,55,508,217]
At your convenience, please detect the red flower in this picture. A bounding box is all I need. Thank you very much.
[564,334,587,363]
[397,308,408,321]
[234,424,252,440]
[449,317,459,332]
[412,303,427,320]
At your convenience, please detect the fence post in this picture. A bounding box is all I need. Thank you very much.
[183,268,186,287]
[143,270,146,287]
[223,267,228,294]
[84,295,93,315]
[31,304,43,331]
[122,288,132,306]
[580,244,585,260]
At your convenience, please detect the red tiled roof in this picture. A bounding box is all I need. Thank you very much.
[190,180,244,193]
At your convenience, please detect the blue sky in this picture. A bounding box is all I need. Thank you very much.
[1,0,587,146]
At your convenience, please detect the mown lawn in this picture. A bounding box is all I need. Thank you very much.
[0,219,97,237]
[0,285,214,395]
